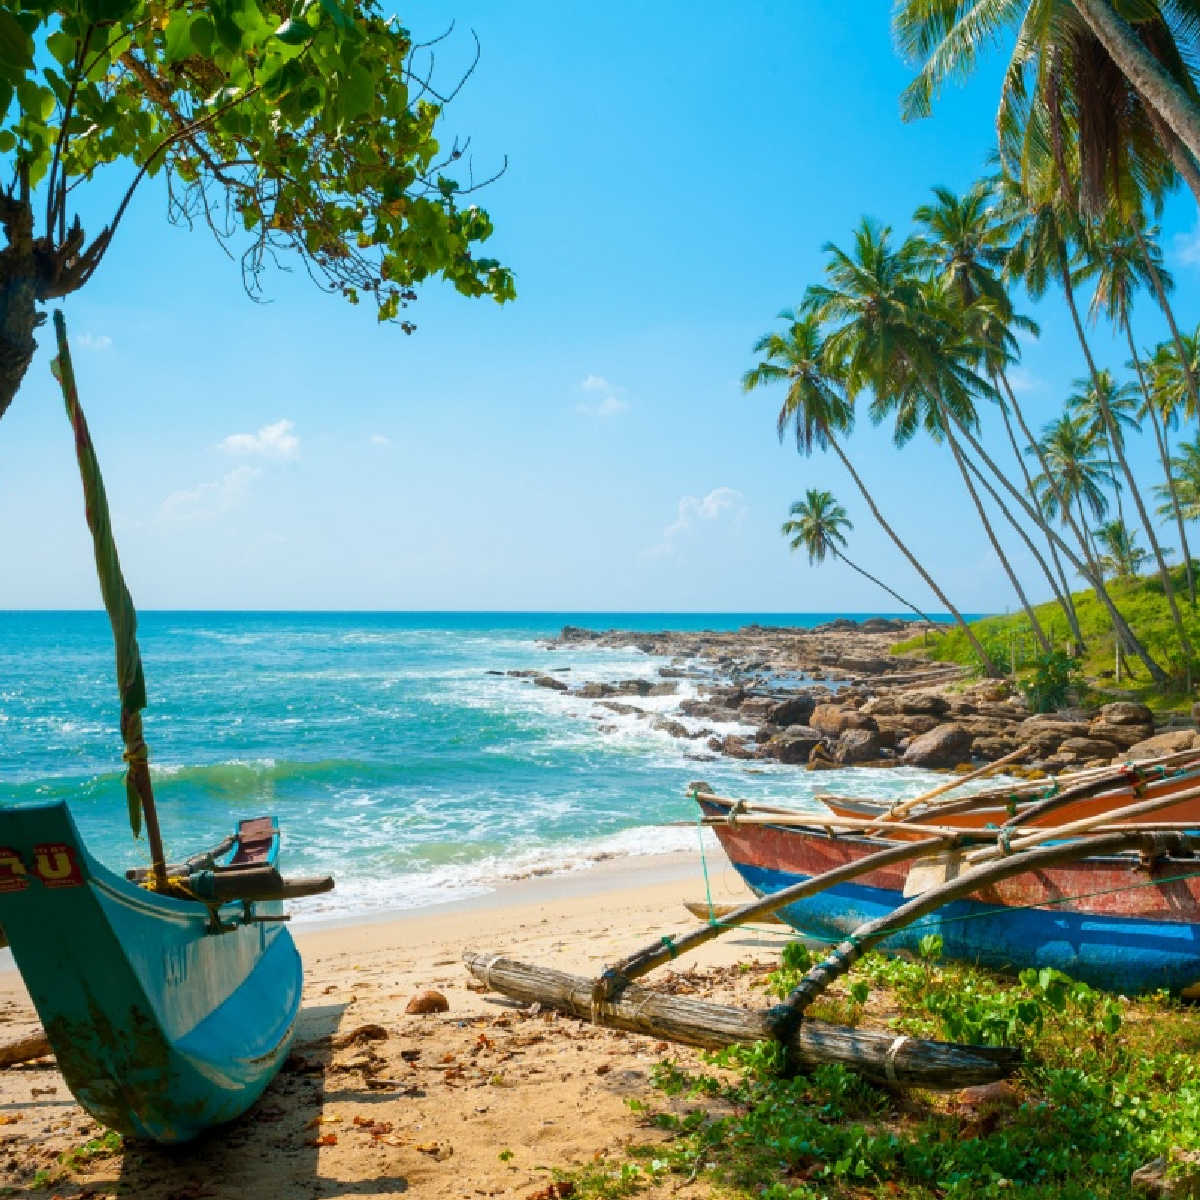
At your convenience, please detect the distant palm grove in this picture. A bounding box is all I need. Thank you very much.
[745,0,1200,695]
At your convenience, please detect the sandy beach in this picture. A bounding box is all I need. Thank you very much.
[0,852,793,1199]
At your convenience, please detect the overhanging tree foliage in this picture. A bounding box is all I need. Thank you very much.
[0,0,515,419]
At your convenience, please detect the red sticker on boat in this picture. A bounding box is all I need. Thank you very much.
[0,848,29,893]
[32,844,84,888]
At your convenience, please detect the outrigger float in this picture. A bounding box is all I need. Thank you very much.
[0,316,332,1143]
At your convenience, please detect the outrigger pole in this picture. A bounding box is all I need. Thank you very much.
[51,312,168,891]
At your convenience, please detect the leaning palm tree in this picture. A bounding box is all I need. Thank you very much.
[742,306,1002,674]
[808,217,1048,660]
[912,181,1084,646]
[1064,369,1137,526]
[781,490,938,627]
[1093,519,1154,580]
[893,1,1200,215]
[1032,414,1112,562]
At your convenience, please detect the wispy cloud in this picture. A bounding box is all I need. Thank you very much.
[1006,366,1043,395]
[575,374,629,418]
[160,466,261,522]
[649,487,747,556]
[1173,225,1200,267]
[76,332,112,351]
[220,418,300,459]
[370,433,392,447]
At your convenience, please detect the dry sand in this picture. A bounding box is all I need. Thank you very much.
[0,852,795,1199]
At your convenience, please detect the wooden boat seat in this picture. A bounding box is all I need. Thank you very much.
[230,817,277,866]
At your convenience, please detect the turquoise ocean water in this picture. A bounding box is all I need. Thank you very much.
[1,611,964,921]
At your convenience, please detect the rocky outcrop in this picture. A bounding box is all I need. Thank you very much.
[533,674,569,692]
[764,726,825,764]
[1127,729,1199,759]
[1087,719,1155,750]
[833,728,882,764]
[1098,701,1154,726]
[902,723,973,767]
[767,696,816,726]
[1055,737,1120,763]
[810,704,878,736]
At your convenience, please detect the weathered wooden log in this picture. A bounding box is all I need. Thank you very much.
[464,952,1020,1090]
[0,1032,50,1067]
[683,901,784,925]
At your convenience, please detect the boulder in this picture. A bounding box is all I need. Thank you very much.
[902,723,973,767]
[765,726,826,765]
[679,699,731,721]
[648,682,679,696]
[767,695,817,726]
[861,695,899,717]
[653,718,690,739]
[616,678,652,696]
[717,734,757,760]
[1127,729,1199,759]
[971,736,1026,761]
[898,692,952,717]
[1056,737,1121,762]
[1087,720,1155,750]
[874,714,941,740]
[1099,701,1154,727]
[1132,1149,1200,1198]
[810,704,878,736]
[833,728,882,764]
[739,696,779,722]
[577,681,614,698]
[1017,715,1091,741]
[533,674,569,692]
[406,989,449,1015]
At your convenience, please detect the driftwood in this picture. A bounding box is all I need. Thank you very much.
[684,901,784,925]
[0,1032,50,1067]
[464,952,1020,1090]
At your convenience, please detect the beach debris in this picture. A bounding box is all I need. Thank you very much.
[1132,1149,1200,1197]
[0,1032,51,1068]
[333,1022,389,1048]
[526,1183,575,1199]
[307,1133,338,1147]
[416,1140,453,1160]
[406,989,449,1015]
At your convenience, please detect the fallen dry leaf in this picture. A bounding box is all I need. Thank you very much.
[306,1133,338,1147]
[525,1183,575,1199]
[0,1115,20,1125]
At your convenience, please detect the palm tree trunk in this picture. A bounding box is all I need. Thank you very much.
[938,403,1051,652]
[995,392,1084,646]
[1127,326,1196,605]
[952,414,1170,685]
[962,449,1077,647]
[1070,0,1200,172]
[1059,247,1193,683]
[1133,223,1200,420]
[823,427,1003,677]
[830,549,939,629]
[1147,108,1200,208]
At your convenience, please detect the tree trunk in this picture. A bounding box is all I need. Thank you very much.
[1134,223,1200,421]
[939,402,1051,652]
[832,548,939,629]
[996,392,1084,646]
[824,428,1003,676]
[953,414,1170,685]
[1070,0,1200,171]
[1128,328,1195,606]
[1147,108,1200,209]
[962,450,1076,644]
[0,191,40,422]
[1059,248,1192,684]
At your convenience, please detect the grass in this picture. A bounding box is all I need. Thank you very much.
[892,564,1200,712]
[562,947,1200,1200]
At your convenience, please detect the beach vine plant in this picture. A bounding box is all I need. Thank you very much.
[0,0,515,419]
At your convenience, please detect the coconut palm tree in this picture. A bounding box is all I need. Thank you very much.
[782,490,938,626]
[741,306,1002,674]
[808,217,1050,659]
[912,181,1085,645]
[1000,182,1176,683]
[1158,436,1200,523]
[892,1,1200,216]
[1064,369,1137,525]
[1093,519,1154,580]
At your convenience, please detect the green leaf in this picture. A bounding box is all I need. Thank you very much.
[274,17,313,45]
[164,15,196,64]
[0,128,14,153]
[82,0,138,23]
[0,11,34,75]
[317,0,352,31]
[45,30,77,69]
[190,17,215,56]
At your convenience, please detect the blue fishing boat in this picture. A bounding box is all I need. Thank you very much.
[698,795,1200,996]
[0,804,327,1142]
[0,315,333,1142]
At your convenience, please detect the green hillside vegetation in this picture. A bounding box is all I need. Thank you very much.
[894,565,1200,711]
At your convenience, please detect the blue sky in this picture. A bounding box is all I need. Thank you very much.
[4,2,1200,612]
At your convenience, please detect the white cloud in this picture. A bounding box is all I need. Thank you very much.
[575,374,630,417]
[1006,366,1043,395]
[370,433,392,447]
[76,332,112,351]
[1173,225,1200,267]
[160,466,261,522]
[650,486,747,556]
[220,418,299,459]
